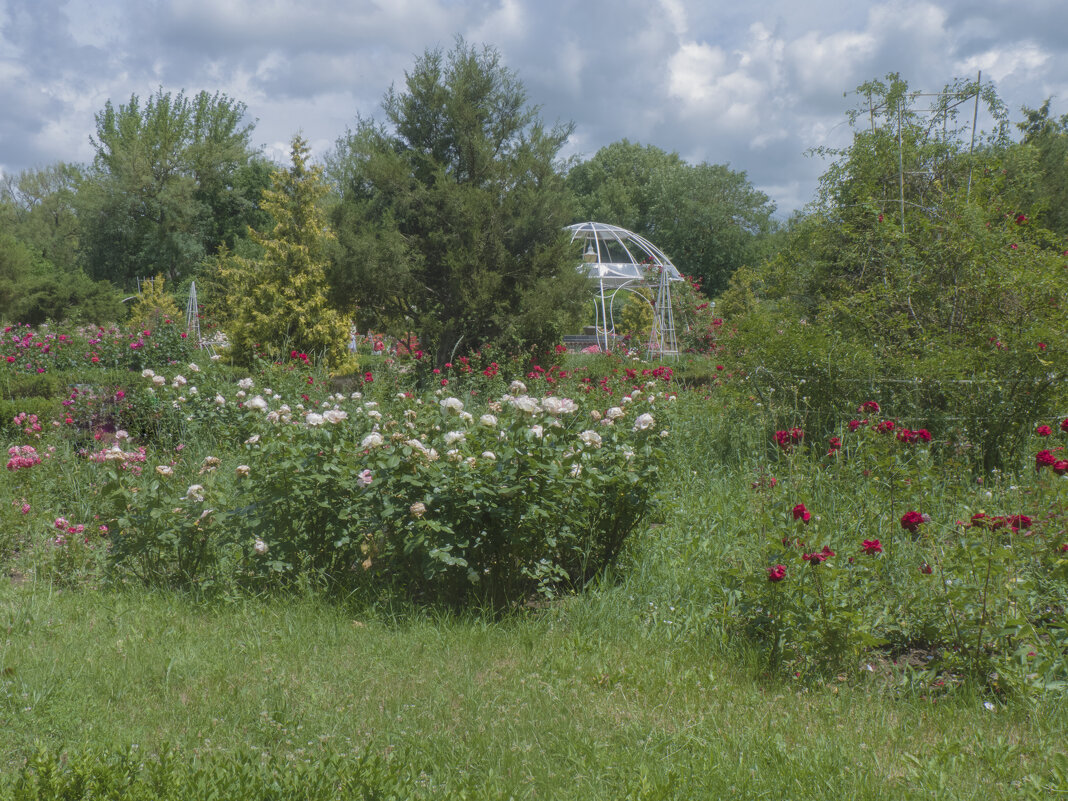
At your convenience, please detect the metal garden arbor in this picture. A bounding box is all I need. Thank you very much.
[567,222,682,360]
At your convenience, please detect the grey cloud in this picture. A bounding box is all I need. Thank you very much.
[3,0,1068,217]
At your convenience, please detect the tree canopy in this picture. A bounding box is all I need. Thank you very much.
[326,39,587,364]
[78,89,268,288]
[567,140,777,296]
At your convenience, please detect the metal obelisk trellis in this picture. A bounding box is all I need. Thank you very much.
[185,281,201,345]
[646,262,678,359]
[185,281,217,356]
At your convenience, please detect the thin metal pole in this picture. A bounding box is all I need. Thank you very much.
[898,99,906,235]
[966,70,981,202]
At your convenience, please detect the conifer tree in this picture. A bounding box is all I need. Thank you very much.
[217,136,348,367]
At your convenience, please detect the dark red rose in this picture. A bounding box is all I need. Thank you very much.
[901,511,925,533]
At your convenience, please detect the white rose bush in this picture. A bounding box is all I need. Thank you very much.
[99,356,669,606]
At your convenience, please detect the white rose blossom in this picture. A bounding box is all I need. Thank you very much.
[238,378,254,390]
[410,501,427,518]
[253,538,268,555]
[361,432,384,448]
[141,368,155,378]
[511,395,540,414]
[236,464,250,477]
[529,424,544,439]
[214,394,226,406]
[579,430,603,448]
[152,375,166,386]
[185,484,205,502]
[155,464,174,477]
[172,375,187,387]
[481,451,496,461]
[323,409,348,424]
[188,363,200,373]
[606,406,624,420]
[440,397,464,414]
[508,380,527,395]
[305,412,325,426]
[633,413,655,431]
[245,435,260,445]
[247,395,268,412]
[479,414,497,428]
[444,430,466,445]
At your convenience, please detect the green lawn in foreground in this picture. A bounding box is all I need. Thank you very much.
[2,580,1065,800]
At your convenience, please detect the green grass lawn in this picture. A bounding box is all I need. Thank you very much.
[3,577,1066,799]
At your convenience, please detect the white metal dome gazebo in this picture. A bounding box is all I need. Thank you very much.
[567,222,682,360]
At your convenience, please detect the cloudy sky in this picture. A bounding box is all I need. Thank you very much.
[2,0,1067,214]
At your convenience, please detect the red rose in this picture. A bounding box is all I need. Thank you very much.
[862,539,882,554]
[792,503,811,523]
[1036,450,1056,469]
[1007,515,1031,531]
[1061,418,1068,433]
[1036,425,1052,437]
[858,401,880,414]
[919,563,934,575]
[1053,460,1068,476]
[767,564,786,582]
[801,545,835,564]
[900,511,925,533]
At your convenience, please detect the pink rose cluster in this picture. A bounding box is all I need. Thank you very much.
[6,445,41,470]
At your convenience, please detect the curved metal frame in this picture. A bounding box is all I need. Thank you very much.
[567,222,681,359]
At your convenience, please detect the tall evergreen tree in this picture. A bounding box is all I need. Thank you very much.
[327,39,586,364]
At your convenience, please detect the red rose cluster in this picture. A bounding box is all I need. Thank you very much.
[900,511,926,534]
[792,503,811,523]
[896,428,932,444]
[775,428,804,450]
[767,564,787,582]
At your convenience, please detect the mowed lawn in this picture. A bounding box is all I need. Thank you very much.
[2,577,1065,800]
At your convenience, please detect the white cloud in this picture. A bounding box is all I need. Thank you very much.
[3,0,1068,212]
[956,43,1050,83]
